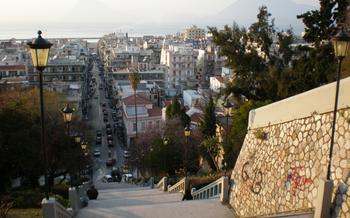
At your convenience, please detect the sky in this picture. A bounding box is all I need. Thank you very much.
[0,0,319,38]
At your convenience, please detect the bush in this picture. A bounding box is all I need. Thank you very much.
[51,195,69,208]
[1,190,44,208]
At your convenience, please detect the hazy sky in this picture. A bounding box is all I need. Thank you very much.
[0,0,319,38]
[1,0,318,25]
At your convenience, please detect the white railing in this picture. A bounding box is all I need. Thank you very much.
[42,198,72,218]
[156,177,168,191]
[192,176,229,203]
[168,177,188,194]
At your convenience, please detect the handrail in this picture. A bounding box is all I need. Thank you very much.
[42,198,72,218]
[192,176,229,203]
[168,177,187,194]
[157,177,168,191]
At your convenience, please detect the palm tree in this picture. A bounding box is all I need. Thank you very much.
[128,70,140,142]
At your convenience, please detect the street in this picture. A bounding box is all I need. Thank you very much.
[85,60,125,189]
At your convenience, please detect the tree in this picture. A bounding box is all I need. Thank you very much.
[200,95,216,137]
[201,136,220,171]
[0,88,90,193]
[224,100,271,168]
[297,0,347,47]
[166,96,190,127]
[128,71,140,139]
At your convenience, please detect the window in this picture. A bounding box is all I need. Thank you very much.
[141,122,145,130]
[156,120,160,128]
[133,123,137,132]
[148,121,152,127]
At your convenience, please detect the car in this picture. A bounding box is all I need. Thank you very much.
[107,140,113,147]
[96,130,102,137]
[103,116,108,122]
[106,123,111,129]
[112,116,118,122]
[123,150,130,158]
[103,174,113,183]
[93,149,101,157]
[106,127,112,135]
[96,136,102,145]
[102,102,107,107]
[122,173,133,182]
[106,158,116,167]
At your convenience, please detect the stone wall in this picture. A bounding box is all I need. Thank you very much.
[229,77,350,217]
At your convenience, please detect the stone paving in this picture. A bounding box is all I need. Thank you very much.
[76,185,235,218]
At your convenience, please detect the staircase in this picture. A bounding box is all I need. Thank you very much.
[75,182,235,218]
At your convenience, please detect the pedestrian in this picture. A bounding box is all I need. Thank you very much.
[87,185,99,200]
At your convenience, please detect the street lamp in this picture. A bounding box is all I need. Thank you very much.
[61,104,75,136]
[75,135,81,144]
[184,126,191,176]
[327,29,350,180]
[223,99,233,146]
[27,30,53,200]
[163,137,169,175]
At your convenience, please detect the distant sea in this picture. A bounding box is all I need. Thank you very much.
[0,27,172,41]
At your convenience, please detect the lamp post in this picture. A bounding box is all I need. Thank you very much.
[163,137,169,175]
[327,29,350,180]
[184,126,191,177]
[81,140,88,156]
[222,99,233,145]
[61,104,75,136]
[27,30,53,200]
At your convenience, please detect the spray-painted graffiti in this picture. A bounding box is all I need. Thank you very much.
[241,161,263,194]
[285,167,313,195]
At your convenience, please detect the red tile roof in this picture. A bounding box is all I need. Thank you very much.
[191,112,203,123]
[214,76,224,83]
[148,106,162,117]
[122,94,152,106]
[0,65,26,71]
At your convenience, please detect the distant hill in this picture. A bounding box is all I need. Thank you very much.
[212,0,317,33]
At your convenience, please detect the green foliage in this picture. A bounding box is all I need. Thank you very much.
[200,96,216,137]
[166,96,190,127]
[225,100,271,168]
[201,136,220,171]
[1,190,44,208]
[128,70,140,91]
[297,0,347,46]
[0,88,90,193]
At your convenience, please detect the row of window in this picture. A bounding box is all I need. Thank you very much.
[0,71,26,77]
[132,120,160,132]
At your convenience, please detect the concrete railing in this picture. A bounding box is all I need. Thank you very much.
[191,176,229,203]
[168,177,188,194]
[42,198,72,218]
[156,177,168,191]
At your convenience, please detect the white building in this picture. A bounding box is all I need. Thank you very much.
[209,76,225,93]
[183,90,203,108]
[160,44,196,95]
[122,95,162,146]
[184,25,206,40]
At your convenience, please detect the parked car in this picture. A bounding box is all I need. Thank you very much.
[96,130,102,137]
[93,149,101,157]
[123,150,130,158]
[103,174,113,183]
[107,134,113,141]
[103,115,108,122]
[106,123,111,128]
[102,102,107,107]
[106,127,112,135]
[107,140,113,147]
[106,158,116,167]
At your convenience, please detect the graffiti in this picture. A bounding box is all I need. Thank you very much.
[285,167,313,195]
[241,161,263,194]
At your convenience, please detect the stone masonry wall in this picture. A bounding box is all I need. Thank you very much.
[229,108,350,217]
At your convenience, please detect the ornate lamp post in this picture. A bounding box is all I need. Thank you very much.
[184,126,191,177]
[27,30,53,200]
[61,104,75,136]
[327,29,350,180]
[222,99,233,174]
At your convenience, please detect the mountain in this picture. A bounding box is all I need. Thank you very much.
[212,0,317,32]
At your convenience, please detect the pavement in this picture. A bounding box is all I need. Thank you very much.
[76,185,235,218]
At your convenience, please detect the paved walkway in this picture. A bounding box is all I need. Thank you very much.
[76,185,235,218]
